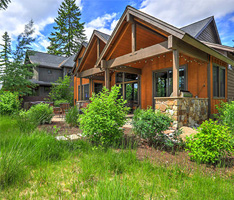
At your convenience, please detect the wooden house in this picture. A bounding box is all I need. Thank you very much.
[72,6,234,128]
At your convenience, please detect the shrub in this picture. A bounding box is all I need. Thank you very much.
[79,86,129,146]
[48,75,73,105]
[24,103,54,125]
[216,101,234,134]
[54,99,69,107]
[0,91,20,115]
[132,108,173,146]
[65,106,79,127]
[185,119,233,164]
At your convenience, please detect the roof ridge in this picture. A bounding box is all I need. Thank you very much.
[28,50,67,58]
[180,16,213,29]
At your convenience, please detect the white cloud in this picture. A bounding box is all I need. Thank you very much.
[85,12,117,40]
[0,0,82,52]
[140,0,234,27]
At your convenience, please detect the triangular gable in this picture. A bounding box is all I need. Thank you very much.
[197,19,221,44]
[181,16,221,44]
[74,30,110,74]
[95,6,186,68]
[72,42,87,73]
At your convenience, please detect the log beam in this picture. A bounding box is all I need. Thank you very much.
[77,67,103,78]
[106,41,170,68]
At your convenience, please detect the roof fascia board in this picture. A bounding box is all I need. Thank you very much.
[182,34,234,66]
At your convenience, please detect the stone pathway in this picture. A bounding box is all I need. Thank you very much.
[56,133,82,141]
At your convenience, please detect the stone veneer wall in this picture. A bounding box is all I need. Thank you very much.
[155,97,208,128]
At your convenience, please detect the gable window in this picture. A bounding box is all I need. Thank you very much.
[78,84,90,101]
[213,65,225,98]
[153,65,187,97]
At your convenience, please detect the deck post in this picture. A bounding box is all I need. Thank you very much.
[105,68,110,90]
[172,49,179,97]
[80,78,83,100]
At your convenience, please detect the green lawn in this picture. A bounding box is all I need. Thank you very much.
[0,116,234,199]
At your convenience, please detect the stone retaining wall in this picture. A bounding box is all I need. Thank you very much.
[155,97,208,128]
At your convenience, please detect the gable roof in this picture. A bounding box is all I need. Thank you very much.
[60,55,76,68]
[95,30,111,42]
[180,16,221,44]
[180,16,213,38]
[74,30,110,74]
[73,41,88,62]
[94,6,234,68]
[28,51,68,69]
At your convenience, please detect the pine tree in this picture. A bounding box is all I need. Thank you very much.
[0,21,36,95]
[0,32,11,67]
[0,0,11,10]
[47,0,86,57]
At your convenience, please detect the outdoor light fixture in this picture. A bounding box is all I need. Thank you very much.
[228,64,232,70]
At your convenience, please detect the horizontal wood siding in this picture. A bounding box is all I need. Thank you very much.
[228,69,234,100]
[197,22,219,44]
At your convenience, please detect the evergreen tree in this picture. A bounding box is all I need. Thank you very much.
[0,32,11,68]
[0,0,11,10]
[47,0,86,57]
[0,21,36,95]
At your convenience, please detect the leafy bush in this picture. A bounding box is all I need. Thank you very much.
[185,119,233,164]
[216,101,234,134]
[48,75,73,105]
[54,99,69,107]
[0,91,20,115]
[79,86,129,146]
[65,106,79,127]
[23,103,54,125]
[132,108,173,146]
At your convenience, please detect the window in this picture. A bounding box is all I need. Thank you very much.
[154,66,186,97]
[78,84,89,100]
[48,70,52,74]
[213,65,225,98]
[94,83,103,94]
[84,84,89,100]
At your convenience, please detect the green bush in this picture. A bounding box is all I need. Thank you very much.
[0,91,20,115]
[185,119,233,164]
[79,86,129,146]
[216,101,234,134]
[48,75,73,105]
[24,103,54,125]
[54,99,69,107]
[65,106,79,127]
[132,108,173,146]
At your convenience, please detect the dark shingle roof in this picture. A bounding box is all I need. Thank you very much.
[95,30,110,42]
[180,16,213,38]
[60,55,76,68]
[28,51,67,68]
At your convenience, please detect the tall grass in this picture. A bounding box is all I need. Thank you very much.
[0,115,88,189]
[1,116,234,199]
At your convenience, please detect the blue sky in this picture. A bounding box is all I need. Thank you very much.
[0,0,234,53]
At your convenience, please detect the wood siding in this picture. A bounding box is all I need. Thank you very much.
[197,22,220,44]
[228,69,234,101]
[209,56,228,114]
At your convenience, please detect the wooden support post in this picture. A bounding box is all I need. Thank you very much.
[122,72,125,99]
[105,68,110,90]
[89,79,92,98]
[172,49,179,97]
[80,78,83,100]
[97,38,100,59]
[132,22,136,52]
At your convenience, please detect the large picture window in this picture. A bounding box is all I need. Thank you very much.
[78,84,90,100]
[213,65,225,98]
[154,66,186,97]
